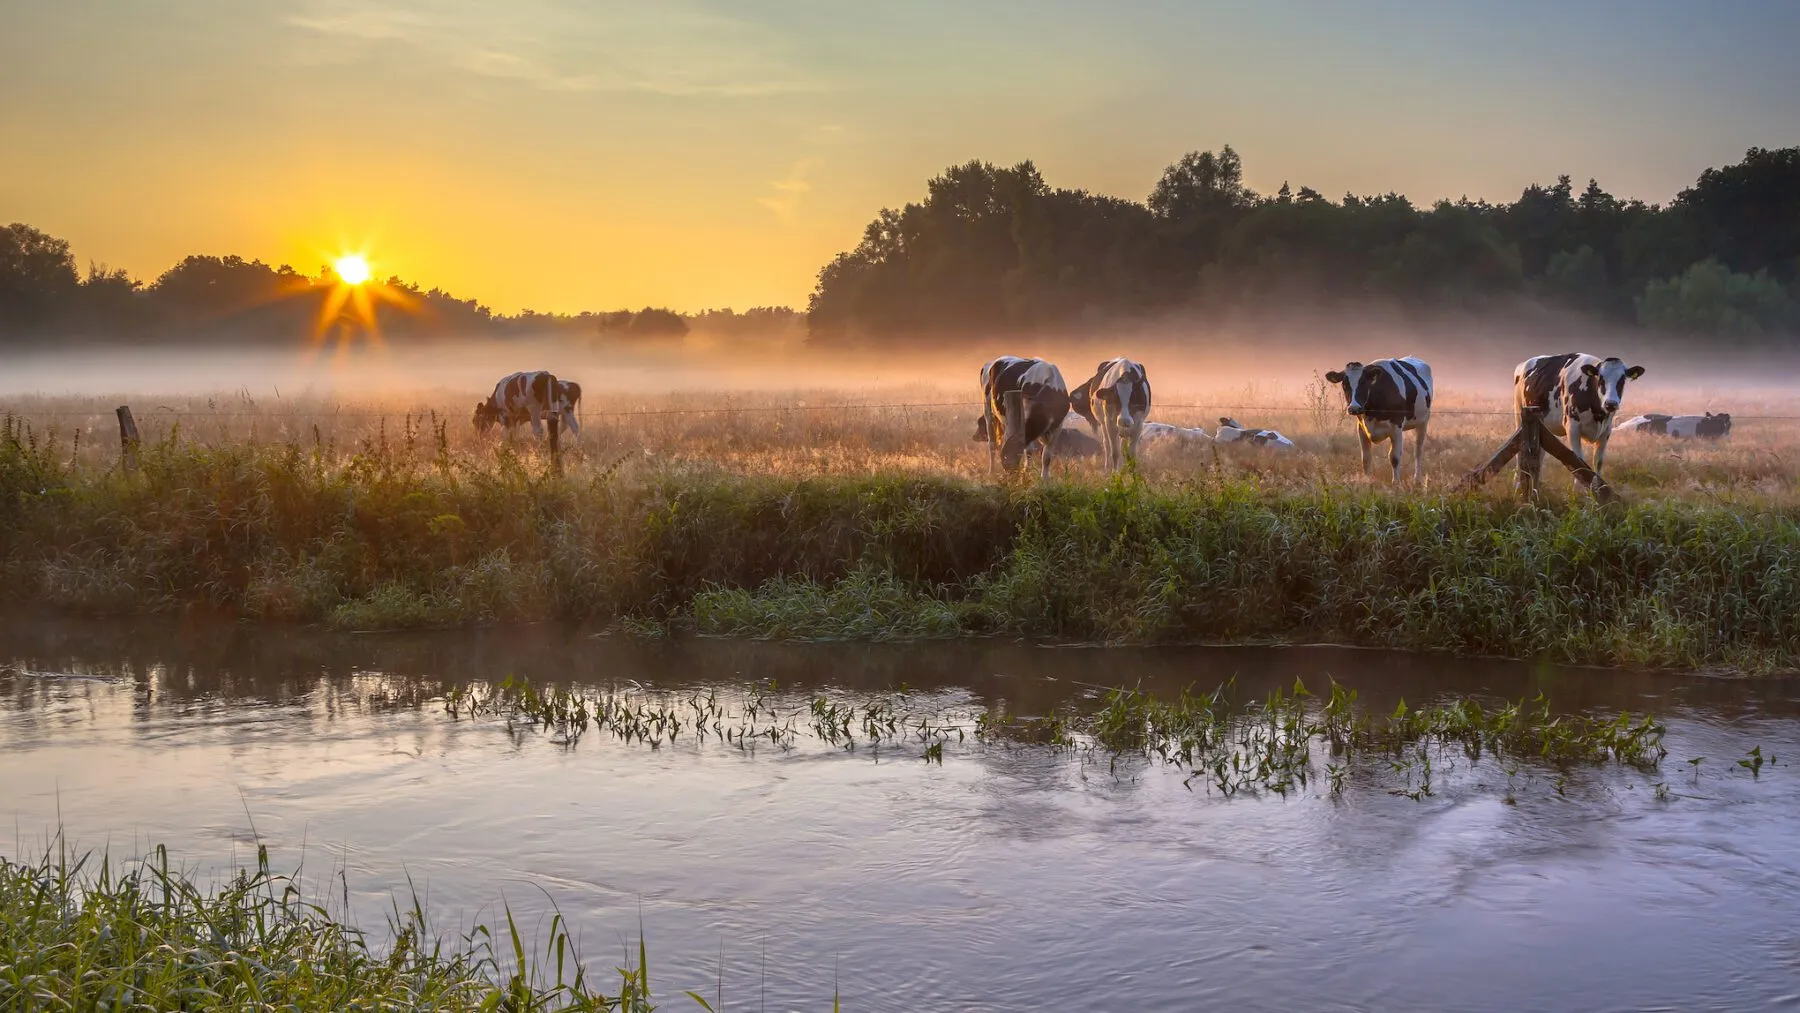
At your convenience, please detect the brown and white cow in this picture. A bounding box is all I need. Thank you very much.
[977,356,1071,479]
[1323,356,1433,482]
[1069,357,1152,472]
[473,371,580,438]
[1514,353,1645,476]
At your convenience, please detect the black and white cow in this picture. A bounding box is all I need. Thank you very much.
[1137,421,1214,448]
[1215,418,1296,450]
[1069,357,1152,472]
[473,371,580,438]
[1514,353,1645,475]
[1618,412,1731,440]
[978,356,1071,479]
[1323,357,1433,482]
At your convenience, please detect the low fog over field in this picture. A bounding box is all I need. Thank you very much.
[3,308,1794,419]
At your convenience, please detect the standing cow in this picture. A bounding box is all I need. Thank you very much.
[1323,357,1433,482]
[1514,353,1645,477]
[1070,357,1152,472]
[473,370,580,438]
[977,356,1071,480]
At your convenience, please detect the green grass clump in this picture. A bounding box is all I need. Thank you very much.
[692,567,971,641]
[0,839,657,1011]
[5,420,1800,672]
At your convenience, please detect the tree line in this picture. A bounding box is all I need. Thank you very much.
[7,145,1794,349]
[0,230,800,347]
[806,145,1800,343]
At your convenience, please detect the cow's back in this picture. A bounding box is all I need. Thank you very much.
[1515,353,1579,416]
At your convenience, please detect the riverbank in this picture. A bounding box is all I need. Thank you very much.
[4,428,1798,672]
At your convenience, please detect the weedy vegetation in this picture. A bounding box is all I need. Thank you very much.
[0,836,672,1011]
[5,386,1800,673]
[441,674,1680,802]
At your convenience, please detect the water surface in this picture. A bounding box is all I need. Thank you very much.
[4,617,1799,1011]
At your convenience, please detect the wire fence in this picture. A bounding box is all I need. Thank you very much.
[6,401,1800,421]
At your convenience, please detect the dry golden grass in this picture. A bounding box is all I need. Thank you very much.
[6,381,1798,507]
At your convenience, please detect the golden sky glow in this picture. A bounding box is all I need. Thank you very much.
[4,2,1796,314]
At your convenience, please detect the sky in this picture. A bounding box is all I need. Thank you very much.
[4,0,1797,314]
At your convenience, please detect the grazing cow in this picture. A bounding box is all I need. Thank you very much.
[978,356,1071,479]
[1323,357,1433,483]
[1514,353,1646,476]
[1618,412,1731,440]
[977,356,1029,471]
[473,370,579,438]
[1069,357,1152,472]
[1215,418,1296,450]
[971,419,1100,459]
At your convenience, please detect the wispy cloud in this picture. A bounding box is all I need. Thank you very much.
[757,157,819,223]
[285,0,821,97]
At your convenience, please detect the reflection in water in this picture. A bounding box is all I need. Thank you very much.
[4,615,1800,1012]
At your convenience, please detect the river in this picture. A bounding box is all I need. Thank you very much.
[4,616,1799,1011]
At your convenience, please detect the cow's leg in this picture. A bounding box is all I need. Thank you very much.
[985,404,999,473]
[1592,426,1612,475]
[1106,409,1122,472]
[1123,426,1139,469]
[1358,427,1373,477]
[563,410,581,437]
[529,403,545,439]
[1039,430,1057,481]
[1389,428,1404,484]
[1412,423,1428,484]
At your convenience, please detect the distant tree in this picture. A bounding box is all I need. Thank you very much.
[1636,258,1795,338]
[1540,245,1611,313]
[0,223,80,334]
[1674,146,1800,283]
[626,307,689,339]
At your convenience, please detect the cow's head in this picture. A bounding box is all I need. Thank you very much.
[1000,431,1028,471]
[1068,381,1098,427]
[1578,358,1645,416]
[472,401,501,432]
[1703,412,1732,438]
[971,416,990,442]
[1324,362,1374,416]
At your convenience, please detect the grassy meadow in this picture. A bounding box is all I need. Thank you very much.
[4,381,1799,673]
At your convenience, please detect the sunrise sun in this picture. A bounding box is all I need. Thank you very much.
[333,254,371,286]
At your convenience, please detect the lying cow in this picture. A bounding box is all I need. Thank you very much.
[1514,353,1645,476]
[1618,412,1731,440]
[1215,418,1296,450]
[1137,421,1214,447]
[1323,357,1433,483]
[978,355,1071,479]
[1069,357,1152,472]
[473,371,581,438]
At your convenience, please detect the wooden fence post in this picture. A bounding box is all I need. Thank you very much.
[116,405,140,473]
[1514,413,1541,499]
[547,413,561,474]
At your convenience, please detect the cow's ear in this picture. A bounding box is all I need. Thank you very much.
[1625,365,1645,380]
[1324,370,1345,384]
[1581,363,1600,377]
